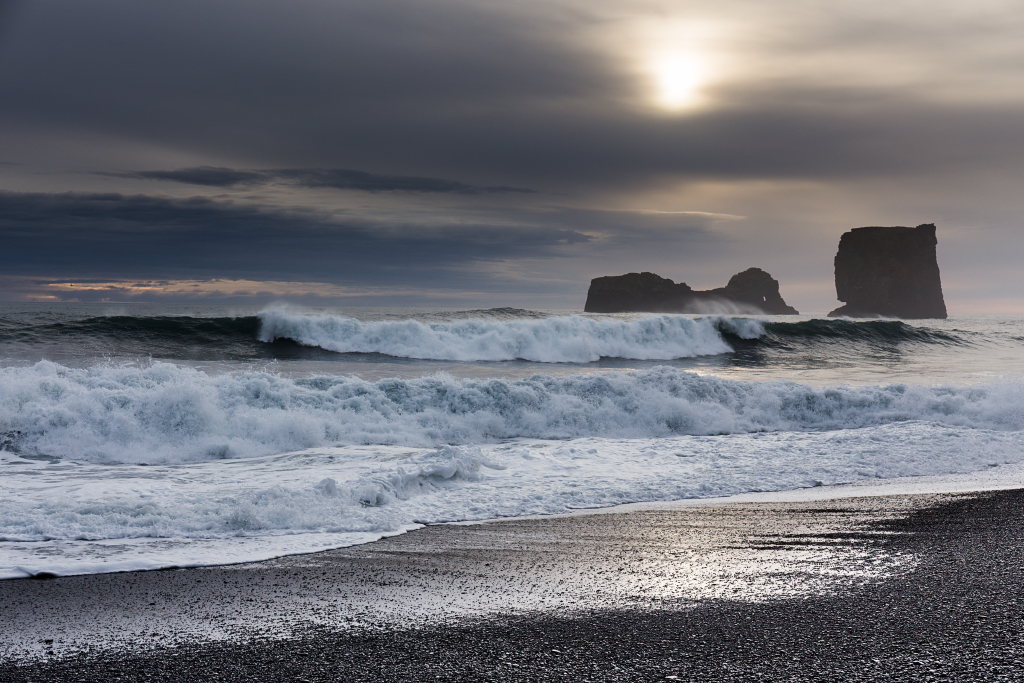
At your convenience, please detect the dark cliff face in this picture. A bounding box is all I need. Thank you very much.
[584,272,694,313]
[584,268,798,314]
[828,223,947,319]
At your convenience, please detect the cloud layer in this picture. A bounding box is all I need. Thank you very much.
[1,0,1023,309]
[0,190,735,303]
[117,166,535,193]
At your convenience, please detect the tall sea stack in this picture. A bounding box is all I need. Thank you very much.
[584,267,798,314]
[828,223,947,319]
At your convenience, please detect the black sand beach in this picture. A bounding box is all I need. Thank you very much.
[3,489,1024,682]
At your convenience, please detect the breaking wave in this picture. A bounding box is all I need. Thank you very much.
[0,309,974,364]
[256,310,764,362]
[2,361,1022,464]
[255,311,969,362]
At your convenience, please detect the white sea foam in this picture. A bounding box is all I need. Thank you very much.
[5,358,1024,578]
[2,361,1024,465]
[256,310,765,362]
[4,424,1024,578]
[6,311,1024,579]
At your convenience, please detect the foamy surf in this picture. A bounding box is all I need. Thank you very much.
[4,424,1024,579]
[2,361,1024,464]
[4,306,1024,581]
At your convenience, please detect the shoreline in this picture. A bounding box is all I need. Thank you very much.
[459,457,1024,521]
[4,485,1024,680]
[8,459,1024,582]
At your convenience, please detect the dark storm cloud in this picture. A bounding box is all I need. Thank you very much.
[2,0,1022,310]
[0,191,729,298]
[0,0,607,184]
[275,168,534,194]
[0,191,595,287]
[123,167,267,188]
[5,0,1020,193]
[116,166,535,193]
[0,0,23,36]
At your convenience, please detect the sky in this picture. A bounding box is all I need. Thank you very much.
[1,0,1023,313]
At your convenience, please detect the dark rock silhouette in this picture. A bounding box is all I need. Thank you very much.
[584,267,798,314]
[828,223,947,319]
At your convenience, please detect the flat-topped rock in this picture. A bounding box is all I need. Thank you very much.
[584,267,798,314]
[828,223,947,319]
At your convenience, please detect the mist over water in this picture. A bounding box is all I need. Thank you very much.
[3,303,1024,578]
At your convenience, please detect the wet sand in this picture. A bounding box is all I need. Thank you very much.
[3,489,1024,681]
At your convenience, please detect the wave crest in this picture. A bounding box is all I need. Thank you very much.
[0,311,970,364]
[762,319,964,345]
[2,361,1022,464]
[256,310,764,362]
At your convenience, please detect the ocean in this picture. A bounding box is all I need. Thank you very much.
[2,304,1024,579]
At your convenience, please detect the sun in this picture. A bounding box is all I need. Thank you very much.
[651,53,703,110]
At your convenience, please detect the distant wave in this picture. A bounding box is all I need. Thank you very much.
[0,310,970,363]
[0,314,261,346]
[759,319,964,345]
[256,310,764,362]
[257,312,971,360]
[1,361,1022,464]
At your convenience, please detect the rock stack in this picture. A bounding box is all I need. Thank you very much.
[584,267,798,314]
[828,223,947,319]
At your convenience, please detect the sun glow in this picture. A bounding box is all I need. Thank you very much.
[651,53,703,109]
[599,14,727,113]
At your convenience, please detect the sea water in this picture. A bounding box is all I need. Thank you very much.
[2,304,1024,578]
